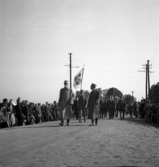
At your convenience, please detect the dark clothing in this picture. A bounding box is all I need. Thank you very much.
[78,96,87,110]
[73,100,78,120]
[15,103,24,126]
[107,99,116,119]
[78,95,87,122]
[88,89,100,119]
[58,87,73,120]
[118,100,126,120]
[100,99,104,118]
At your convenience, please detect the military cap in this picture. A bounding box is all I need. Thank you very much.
[3,98,8,103]
[64,80,69,84]
[91,83,97,87]
[80,89,84,93]
[17,97,21,101]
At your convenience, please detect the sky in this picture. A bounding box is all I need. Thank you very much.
[0,0,159,103]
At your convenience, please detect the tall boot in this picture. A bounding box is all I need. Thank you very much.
[89,119,95,126]
[67,119,70,126]
[95,118,98,126]
[59,119,64,126]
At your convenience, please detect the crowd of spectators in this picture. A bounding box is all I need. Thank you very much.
[139,99,159,127]
[0,97,59,128]
[1,96,159,128]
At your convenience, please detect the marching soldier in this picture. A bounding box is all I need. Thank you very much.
[99,99,104,118]
[88,83,100,126]
[119,98,126,120]
[133,101,138,118]
[107,96,116,119]
[78,90,87,123]
[58,80,73,126]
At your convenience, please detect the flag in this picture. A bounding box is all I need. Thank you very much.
[73,68,84,89]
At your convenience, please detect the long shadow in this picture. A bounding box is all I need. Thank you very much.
[1,125,60,130]
[120,117,158,128]
[0,122,89,130]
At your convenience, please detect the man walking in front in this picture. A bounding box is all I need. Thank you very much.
[58,80,73,126]
[88,83,100,126]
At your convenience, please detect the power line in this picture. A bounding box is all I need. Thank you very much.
[0,30,67,58]
[1,22,68,55]
[2,41,65,63]
[74,54,143,65]
[73,57,142,66]
[84,68,137,73]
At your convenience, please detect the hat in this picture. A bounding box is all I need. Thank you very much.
[3,98,8,103]
[80,90,84,93]
[64,80,69,84]
[17,97,21,101]
[91,83,97,87]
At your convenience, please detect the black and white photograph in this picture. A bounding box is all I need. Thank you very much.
[0,0,159,167]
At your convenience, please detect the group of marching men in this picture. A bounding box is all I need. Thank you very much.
[58,80,138,126]
[73,88,138,123]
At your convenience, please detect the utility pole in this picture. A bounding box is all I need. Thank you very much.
[132,91,134,97]
[65,53,79,89]
[147,60,152,100]
[138,60,154,100]
[69,53,72,89]
[146,64,148,99]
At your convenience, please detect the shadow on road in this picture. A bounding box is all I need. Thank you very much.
[120,117,157,128]
[0,122,89,130]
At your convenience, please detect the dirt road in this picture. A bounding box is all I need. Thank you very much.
[0,117,159,167]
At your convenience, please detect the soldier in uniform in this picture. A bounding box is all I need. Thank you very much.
[107,96,116,119]
[133,101,138,118]
[99,99,104,118]
[78,90,87,123]
[88,83,100,126]
[58,80,73,126]
[119,98,126,120]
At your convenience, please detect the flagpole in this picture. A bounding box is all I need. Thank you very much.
[80,64,85,91]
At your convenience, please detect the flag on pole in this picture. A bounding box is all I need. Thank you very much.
[73,68,84,89]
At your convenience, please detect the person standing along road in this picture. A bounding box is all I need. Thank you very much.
[15,97,24,126]
[58,80,73,126]
[88,83,100,126]
[8,99,16,126]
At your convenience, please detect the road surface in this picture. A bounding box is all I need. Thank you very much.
[0,116,159,167]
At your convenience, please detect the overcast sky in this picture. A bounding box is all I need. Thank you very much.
[0,0,159,103]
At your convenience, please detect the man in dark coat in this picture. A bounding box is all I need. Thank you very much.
[58,80,73,126]
[15,97,24,126]
[100,99,104,118]
[78,90,87,123]
[73,98,78,120]
[107,96,116,119]
[119,98,126,120]
[88,83,100,126]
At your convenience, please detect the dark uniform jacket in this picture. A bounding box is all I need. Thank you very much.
[88,89,100,119]
[78,95,87,110]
